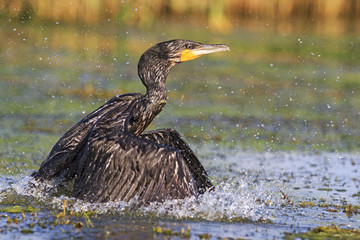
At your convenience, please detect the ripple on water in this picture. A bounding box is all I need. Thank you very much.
[1,173,276,223]
[1,151,359,228]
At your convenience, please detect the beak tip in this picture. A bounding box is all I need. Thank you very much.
[219,44,230,52]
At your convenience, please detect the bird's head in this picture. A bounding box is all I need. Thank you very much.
[138,39,230,90]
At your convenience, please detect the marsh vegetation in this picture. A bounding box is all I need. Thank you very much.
[1,1,360,238]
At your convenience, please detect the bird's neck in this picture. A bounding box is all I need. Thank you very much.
[139,59,173,102]
[129,79,167,136]
[146,82,167,102]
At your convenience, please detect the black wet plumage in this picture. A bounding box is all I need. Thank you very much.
[32,39,229,204]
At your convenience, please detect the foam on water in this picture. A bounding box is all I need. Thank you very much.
[25,175,277,222]
[1,151,359,227]
[0,171,278,223]
[139,178,275,221]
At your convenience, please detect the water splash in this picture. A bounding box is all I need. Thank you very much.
[1,151,359,228]
[0,171,277,223]
[140,178,274,222]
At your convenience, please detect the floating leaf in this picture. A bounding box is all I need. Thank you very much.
[20,229,34,234]
[0,206,39,213]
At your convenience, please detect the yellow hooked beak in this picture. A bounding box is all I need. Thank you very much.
[180,44,230,62]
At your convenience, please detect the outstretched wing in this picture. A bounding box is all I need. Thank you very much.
[72,101,199,203]
[140,129,213,193]
[73,132,198,203]
[33,93,140,181]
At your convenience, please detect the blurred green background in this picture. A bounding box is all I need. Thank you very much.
[0,0,360,174]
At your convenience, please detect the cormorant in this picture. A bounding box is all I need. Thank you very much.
[32,39,230,204]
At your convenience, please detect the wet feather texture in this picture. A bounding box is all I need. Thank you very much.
[32,40,229,203]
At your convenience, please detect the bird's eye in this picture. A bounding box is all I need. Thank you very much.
[186,44,193,49]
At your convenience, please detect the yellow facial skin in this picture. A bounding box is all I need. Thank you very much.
[180,49,202,62]
[180,44,230,62]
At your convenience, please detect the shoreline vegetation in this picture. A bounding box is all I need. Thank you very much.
[1,0,359,34]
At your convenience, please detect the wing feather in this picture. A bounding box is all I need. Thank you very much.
[39,93,211,203]
[72,130,198,203]
[33,93,140,181]
[140,128,213,193]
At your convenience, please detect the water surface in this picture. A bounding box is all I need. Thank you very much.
[0,22,359,239]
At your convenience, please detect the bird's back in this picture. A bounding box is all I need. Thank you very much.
[32,93,141,182]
